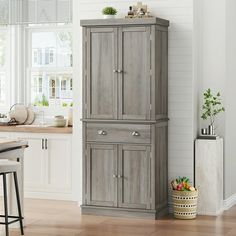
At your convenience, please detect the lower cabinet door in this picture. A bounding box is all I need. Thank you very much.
[16,135,45,191]
[45,136,72,193]
[86,144,117,207]
[118,145,151,209]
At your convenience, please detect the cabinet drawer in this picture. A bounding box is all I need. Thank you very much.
[86,123,151,144]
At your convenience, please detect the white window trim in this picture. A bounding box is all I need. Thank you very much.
[25,24,73,112]
[0,26,11,112]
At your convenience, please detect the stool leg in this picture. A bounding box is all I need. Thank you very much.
[3,173,9,236]
[13,172,24,235]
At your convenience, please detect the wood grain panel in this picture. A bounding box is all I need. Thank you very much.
[155,124,168,212]
[0,125,72,134]
[86,27,118,119]
[86,123,151,144]
[155,29,168,119]
[118,145,151,209]
[86,144,117,207]
[118,27,151,120]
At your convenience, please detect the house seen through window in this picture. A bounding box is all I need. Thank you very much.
[29,28,73,108]
[0,28,8,107]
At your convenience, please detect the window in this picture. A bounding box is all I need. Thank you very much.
[32,48,43,66]
[0,27,9,108]
[61,80,67,91]
[28,26,73,108]
[45,47,55,65]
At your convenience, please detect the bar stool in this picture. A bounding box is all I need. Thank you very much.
[0,161,24,236]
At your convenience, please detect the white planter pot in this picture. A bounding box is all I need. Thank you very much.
[103,15,115,19]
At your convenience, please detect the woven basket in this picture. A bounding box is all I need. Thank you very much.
[172,190,198,219]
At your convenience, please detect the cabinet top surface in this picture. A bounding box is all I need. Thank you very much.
[80,17,169,27]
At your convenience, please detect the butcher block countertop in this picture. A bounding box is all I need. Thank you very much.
[0,125,73,134]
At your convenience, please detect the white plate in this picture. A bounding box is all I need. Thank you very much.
[9,105,28,124]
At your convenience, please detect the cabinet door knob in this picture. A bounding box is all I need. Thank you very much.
[98,130,107,135]
[132,131,140,136]
[113,174,117,178]
[117,69,123,73]
[117,175,123,178]
[113,69,118,73]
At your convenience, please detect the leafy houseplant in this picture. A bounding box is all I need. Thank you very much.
[102,7,117,19]
[201,89,225,134]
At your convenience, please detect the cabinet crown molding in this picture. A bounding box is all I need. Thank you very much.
[80,17,170,27]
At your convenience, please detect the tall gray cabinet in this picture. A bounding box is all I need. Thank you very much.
[81,18,169,219]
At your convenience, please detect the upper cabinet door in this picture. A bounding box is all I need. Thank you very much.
[118,27,151,120]
[85,27,118,119]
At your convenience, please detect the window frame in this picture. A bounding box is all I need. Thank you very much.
[25,24,73,111]
[0,26,11,111]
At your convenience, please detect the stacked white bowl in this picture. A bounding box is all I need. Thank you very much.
[53,116,67,127]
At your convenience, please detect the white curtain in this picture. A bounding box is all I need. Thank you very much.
[0,0,72,25]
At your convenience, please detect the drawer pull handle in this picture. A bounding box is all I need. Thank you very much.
[98,130,107,135]
[132,131,140,137]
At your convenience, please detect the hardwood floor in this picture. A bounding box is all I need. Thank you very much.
[3,199,236,236]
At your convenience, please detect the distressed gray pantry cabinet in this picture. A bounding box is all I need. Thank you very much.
[81,17,169,219]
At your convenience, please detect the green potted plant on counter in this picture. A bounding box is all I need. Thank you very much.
[102,7,117,19]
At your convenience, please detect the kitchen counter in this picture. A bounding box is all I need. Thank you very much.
[0,125,73,134]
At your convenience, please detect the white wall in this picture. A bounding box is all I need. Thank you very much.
[196,0,226,136]
[73,0,195,204]
[225,0,236,199]
[195,0,236,200]
[72,0,83,202]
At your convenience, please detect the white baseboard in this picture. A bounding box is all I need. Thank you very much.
[224,193,236,210]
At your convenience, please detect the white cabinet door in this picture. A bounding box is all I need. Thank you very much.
[14,134,45,192]
[45,136,72,194]
[12,133,72,200]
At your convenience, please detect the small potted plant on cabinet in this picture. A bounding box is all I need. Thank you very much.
[102,7,117,19]
[201,88,225,135]
[171,177,198,219]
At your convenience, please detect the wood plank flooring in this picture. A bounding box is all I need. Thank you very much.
[2,199,235,236]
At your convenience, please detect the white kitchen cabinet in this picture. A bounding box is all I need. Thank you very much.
[13,132,73,200]
[20,136,45,191]
[44,136,72,193]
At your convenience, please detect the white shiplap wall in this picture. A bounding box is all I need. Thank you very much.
[74,0,195,206]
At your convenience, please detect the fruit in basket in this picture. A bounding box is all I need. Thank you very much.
[189,186,196,191]
[171,176,196,192]
[171,180,178,190]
